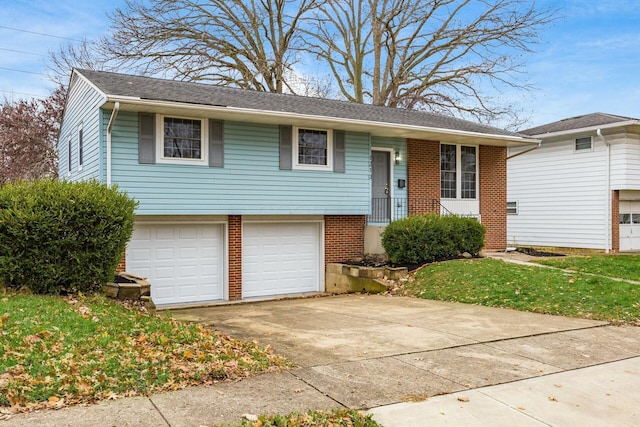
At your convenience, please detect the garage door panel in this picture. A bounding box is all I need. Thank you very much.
[243,222,321,298]
[127,223,225,305]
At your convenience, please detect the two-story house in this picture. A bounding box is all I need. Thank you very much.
[508,113,640,252]
[59,69,534,306]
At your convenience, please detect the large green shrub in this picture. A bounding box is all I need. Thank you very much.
[0,180,137,294]
[381,214,486,266]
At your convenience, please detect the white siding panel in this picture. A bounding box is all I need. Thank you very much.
[508,138,608,249]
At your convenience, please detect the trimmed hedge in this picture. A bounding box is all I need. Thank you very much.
[0,180,137,294]
[381,214,486,266]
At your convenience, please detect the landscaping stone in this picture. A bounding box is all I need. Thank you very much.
[325,263,408,294]
[103,272,151,300]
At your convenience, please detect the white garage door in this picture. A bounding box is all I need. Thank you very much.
[620,201,640,251]
[126,223,225,306]
[242,222,322,298]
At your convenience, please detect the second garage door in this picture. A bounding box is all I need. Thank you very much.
[242,222,322,298]
[126,223,225,306]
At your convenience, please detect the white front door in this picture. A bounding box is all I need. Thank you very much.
[619,201,640,251]
[242,222,322,298]
[126,223,225,305]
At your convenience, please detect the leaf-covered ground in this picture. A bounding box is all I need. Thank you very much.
[535,255,640,282]
[0,294,291,413]
[406,258,640,323]
[224,409,382,427]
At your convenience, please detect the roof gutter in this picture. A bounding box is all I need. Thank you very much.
[103,96,535,146]
[598,128,612,253]
[106,101,120,187]
[529,120,640,139]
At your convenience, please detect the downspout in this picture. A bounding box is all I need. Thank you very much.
[506,141,542,160]
[106,102,120,187]
[598,129,611,253]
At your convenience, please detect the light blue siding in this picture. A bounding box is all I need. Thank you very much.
[57,75,106,181]
[370,136,407,200]
[108,111,371,215]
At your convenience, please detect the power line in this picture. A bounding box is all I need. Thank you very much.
[0,47,46,57]
[0,89,45,99]
[0,25,83,43]
[0,66,46,76]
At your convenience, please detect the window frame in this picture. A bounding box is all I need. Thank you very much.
[77,123,83,171]
[293,126,333,171]
[67,136,72,175]
[507,201,519,215]
[440,143,478,200]
[574,136,593,152]
[155,114,208,165]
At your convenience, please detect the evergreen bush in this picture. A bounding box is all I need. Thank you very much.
[381,214,485,266]
[0,180,137,294]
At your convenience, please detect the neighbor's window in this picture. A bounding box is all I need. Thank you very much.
[441,144,477,199]
[294,127,332,170]
[77,123,83,169]
[67,136,72,174]
[162,116,205,160]
[620,213,631,224]
[507,201,518,215]
[575,137,592,151]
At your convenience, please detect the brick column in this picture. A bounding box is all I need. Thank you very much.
[479,145,507,250]
[115,253,126,273]
[228,215,242,300]
[407,139,440,215]
[612,190,619,253]
[324,215,366,265]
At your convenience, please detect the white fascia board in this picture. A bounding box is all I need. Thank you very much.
[529,120,640,139]
[104,95,537,146]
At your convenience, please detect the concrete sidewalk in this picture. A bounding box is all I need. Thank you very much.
[2,295,640,426]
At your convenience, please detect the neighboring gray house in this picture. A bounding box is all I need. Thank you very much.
[508,113,640,252]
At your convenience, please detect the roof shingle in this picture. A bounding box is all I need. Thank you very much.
[520,112,639,136]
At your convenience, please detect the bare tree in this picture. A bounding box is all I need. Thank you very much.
[47,40,112,86]
[100,0,322,93]
[305,0,556,124]
[0,87,65,184]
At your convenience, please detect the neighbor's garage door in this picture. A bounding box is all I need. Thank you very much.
[620,201,640,251]
[242,222,322,298]
[126,223,225,305]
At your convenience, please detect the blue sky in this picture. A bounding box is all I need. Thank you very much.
[2,0,640,129]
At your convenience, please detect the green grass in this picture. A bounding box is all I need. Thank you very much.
[409,259,640,322]
[0,293,290,412]
[223,409,382,427]
[535,255,640,281]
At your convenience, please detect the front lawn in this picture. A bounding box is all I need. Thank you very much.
[408,259,640,323]
[0,294,290,413]
[224,409,382,427]
[535,255,640,282]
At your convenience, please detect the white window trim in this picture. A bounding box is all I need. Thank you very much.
[507,200,519,215]
[77,123,83,171]
[440,143,479,201]
[293,126,333,171]
[156,115,208,165]
[574,136,593,152]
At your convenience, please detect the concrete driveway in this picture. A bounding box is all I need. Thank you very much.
[172,294,640,409]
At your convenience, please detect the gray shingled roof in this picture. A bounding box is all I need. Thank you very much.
[76,69,523,138]
[520,112,640,136]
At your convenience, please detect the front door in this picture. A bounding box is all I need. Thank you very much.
[371,150,391,222]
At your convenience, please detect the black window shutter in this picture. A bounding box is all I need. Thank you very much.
[209,120,224,167]
[333,130,345,173]
[279,125,292,170]
[138,113,156,164]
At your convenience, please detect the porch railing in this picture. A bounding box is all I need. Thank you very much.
[367,198,453,224]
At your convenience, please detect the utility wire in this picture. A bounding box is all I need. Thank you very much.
[0,66,46,76]
[0,25,83,43]
[0,47,46,57]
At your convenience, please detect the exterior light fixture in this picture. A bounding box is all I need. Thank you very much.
[395,151,401,164]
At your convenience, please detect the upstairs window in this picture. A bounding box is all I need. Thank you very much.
[294,127,332,170]
[156,116,208,165]
[441,144,477,199]
[575,137,592,151]
[67,136,72,174]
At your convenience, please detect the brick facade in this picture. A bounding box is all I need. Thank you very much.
[406,139,440,214]
[612,190,619,253]
[479,145,507,250]
[324,215,366,264]
[228,215,242,300]
[115,254,126,273]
